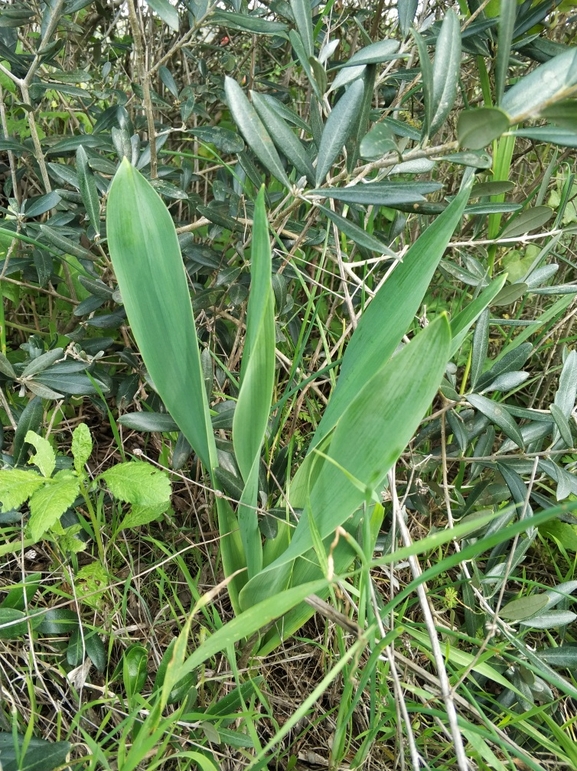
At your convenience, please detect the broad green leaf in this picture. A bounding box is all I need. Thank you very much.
[500,594,549,621]
[166,578,328,686]
[36,608,79,634]
[13,397,43,466]
[315,78,364,185]
[329,63,366,93]
[310,172,472,452]
[191,126,244,154]
[536,646,577,668]
[471,181,515,197]
[458,107,509,149]
[76,145,100,232]
[290,0,313,59]
[495,0,516,105]
[481,370,529,393]
[501,48,577,122]
[224,78,291,187]
[144,0,179,30]
[84,630,106,672]
[241,315,452,607]
[233,188,275,577]
[514,126,577,147]
[442,150,493,168]
[467,393,525,448]
[316,204,397,256]
[359,123,397,160]
[118,502,169,531]
[123,644,148,699]
[0,352,16,379]
[210,10,288,35]
[100,461,170,507]
[471,308,489,390]
[107,159,216,471]
[429,10,461,137]
[251,92,315,184]
[71,422,93,475]
[0,608,30,638]
[28,471,80,541]
[0,734,71,771]
[341,38,401,67]
[25,430,55,478]
[501,206,553,237]
[309,180,441,206]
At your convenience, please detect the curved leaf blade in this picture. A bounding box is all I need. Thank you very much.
[315,78,364,185]
[429,10,461,137]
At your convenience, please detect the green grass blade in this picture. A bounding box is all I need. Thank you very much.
[241,315,452,608]
[308,171,472,456]
[106,158,216,472]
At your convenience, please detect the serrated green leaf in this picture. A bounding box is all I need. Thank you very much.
[28,473,80,541]
[251,92,315,183]
[25,430,56,478]
[467,393,525,448]
[458,107,509,150]
[315,78,364,185]
[0,469,45,511]
[225,78,290,187]
[501,48,577,122]
[118,502,169,531]
[500,594,549,621]
[144,0,179,30]
[100,461,171,507]
[76,145,100,232]
[71,423,93,474]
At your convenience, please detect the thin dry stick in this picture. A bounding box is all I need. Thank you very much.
[389,467,472,771]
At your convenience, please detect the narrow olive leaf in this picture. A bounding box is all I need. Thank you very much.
[290,29,322,100]
[359,123,397,160]
[309,181,441,206]
[536,646,577,668]
[412,30,434,138]
[118,413,180,432]
[251,92,315,184]
[458,107,510,149]
[39,225,97,261]
[429,10,461,137]
[159,66,179,98]
[550,403,573,447]
[316,204,397,256]
[224,77,290,188]
[441,150,493,168]
[210,10,288,35]
[514,126,577,148]
[76,145,100,232]
[0,353,16,379]
[501,206,553,238]
[398,0,418,37]
[144,0,179,30]
[233,188,275,578]
[290,0,313,59]
[259,94,311,132]
[520,610,577,629]
[467,393,525,448]
[501,48,577,123]
[106,159,216,472]
[340,38,401,67]
[471,181,515,197]
[20,348,64,378]
[500,594,549,621]
[308,172,472,452]
[554,349,577,417]
[471,308,489,390]
[450,274,507,354]
[329,63,366,92]
[542,99,577,131]
[23,191,61,218]
[495,0,516,105]
[491,282,528,306]
[481,370,530,393]
[241,316,452,608]
[315,78,365,185]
